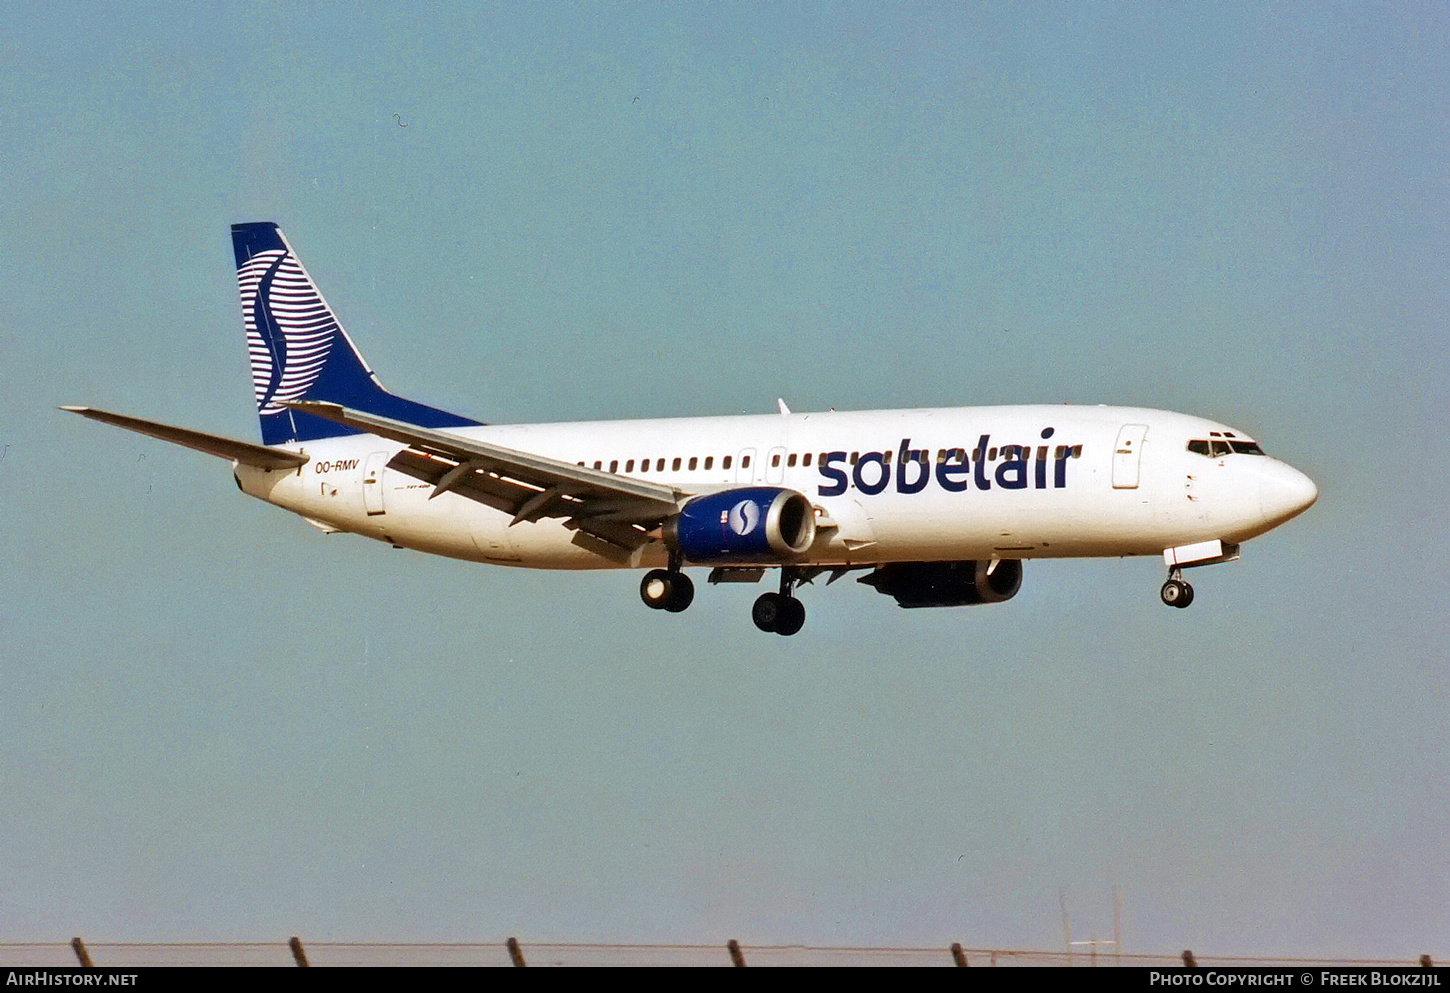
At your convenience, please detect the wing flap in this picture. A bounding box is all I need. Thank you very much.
[290,401,684,531]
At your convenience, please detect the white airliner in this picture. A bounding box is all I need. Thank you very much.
[65,223,1318,635]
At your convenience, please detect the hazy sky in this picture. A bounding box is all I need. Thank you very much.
[2,2,1446,959]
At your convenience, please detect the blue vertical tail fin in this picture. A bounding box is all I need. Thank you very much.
[231,222,480,445]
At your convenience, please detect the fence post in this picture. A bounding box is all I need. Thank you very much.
[289,936,309,967]
[727,939,746,966]
[507,937,526,967]
[951,942,969,966]
[1421,955,1433,968]
[71,938,92,968]
[1182,949,1197,968]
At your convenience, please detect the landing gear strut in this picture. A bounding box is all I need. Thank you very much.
[1160,568,1194,609]
[753,569,806,636]
[640,562,694,613]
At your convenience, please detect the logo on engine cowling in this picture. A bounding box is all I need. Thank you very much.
[728,499,760,536]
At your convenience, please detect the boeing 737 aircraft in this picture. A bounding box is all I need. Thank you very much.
[65,223,1318,635]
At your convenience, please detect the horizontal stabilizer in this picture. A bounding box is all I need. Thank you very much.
[61,406,309,471]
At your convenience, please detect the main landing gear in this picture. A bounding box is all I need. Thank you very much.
[1160,568,1195,609]
[639,558,808,635]
[640,567,694,613]
[752,569,806,636]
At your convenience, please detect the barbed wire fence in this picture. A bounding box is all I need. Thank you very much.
[0,938,1438,968]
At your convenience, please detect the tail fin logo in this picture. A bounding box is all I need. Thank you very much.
[238,249,336,416]
[232,221,482,445]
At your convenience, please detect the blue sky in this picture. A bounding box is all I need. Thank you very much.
[1,3,1446,958]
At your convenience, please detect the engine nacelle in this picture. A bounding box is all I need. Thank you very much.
[665,487,817,564]
[859,560,1023,608]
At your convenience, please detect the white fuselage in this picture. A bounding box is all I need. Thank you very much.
[234,404,1315,570]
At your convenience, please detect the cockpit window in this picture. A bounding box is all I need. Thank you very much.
[1188,438,1267,457]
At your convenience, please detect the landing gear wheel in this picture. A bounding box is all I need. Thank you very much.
[664,572,694,612]
[641,569,677,610]
[1160,579,1195,608]
[774,596,806,636]
[752,592,806,635]
[752,592,784,632]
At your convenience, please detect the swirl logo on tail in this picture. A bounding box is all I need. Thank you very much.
[238,249,336,416]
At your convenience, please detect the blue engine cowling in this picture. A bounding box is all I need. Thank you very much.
[665,487,817,564]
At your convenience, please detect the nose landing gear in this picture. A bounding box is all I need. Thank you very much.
[1160,568,1194,608]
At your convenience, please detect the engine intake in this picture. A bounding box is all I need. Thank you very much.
[666,487,816,564]
[859,560,1023,608]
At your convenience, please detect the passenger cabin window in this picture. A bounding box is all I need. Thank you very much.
[771,454,781,468]
[672,457,681,471]
[803,453,813,467]
[593,461,602,470]
[688,457,698,471]
[656,458,665,471]
[787,454,797,468]
[723,455,732,470]
[704,456,714,470]
[741,455,751,468]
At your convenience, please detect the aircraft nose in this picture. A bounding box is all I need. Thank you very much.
[1259,463,1318,526]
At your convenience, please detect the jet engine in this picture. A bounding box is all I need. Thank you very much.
[665,486,816,564]
[859,560,1023,608]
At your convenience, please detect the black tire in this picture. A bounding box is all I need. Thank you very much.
[752,592,783,632]
[665,572,695,613]
[1176,582,1195,608]
[640,569,675,609]
[775,596,806,636]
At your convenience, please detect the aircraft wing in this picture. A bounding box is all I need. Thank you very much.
[61,406,309,471]
[288,401,686,553]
